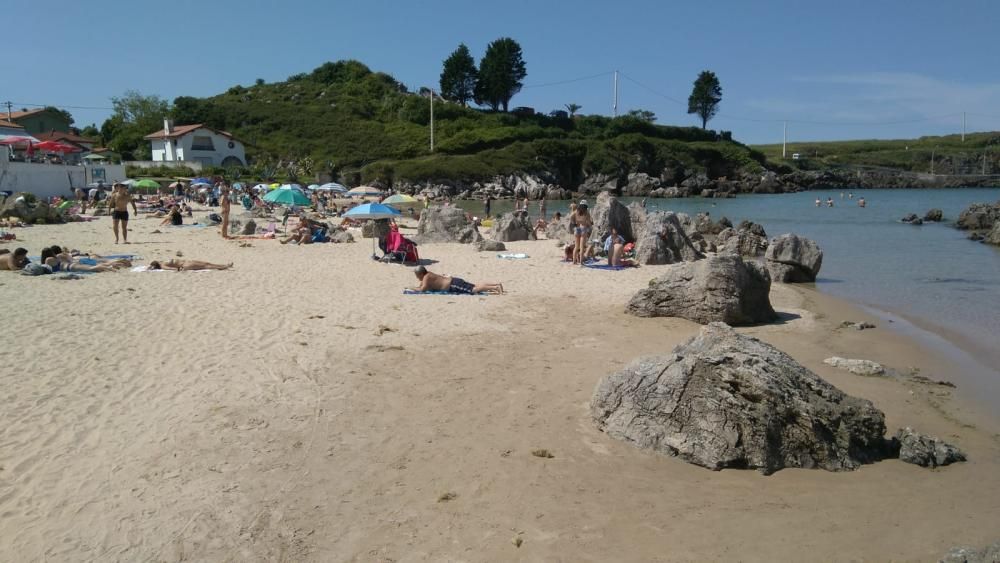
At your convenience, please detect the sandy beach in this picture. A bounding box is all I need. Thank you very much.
[1,211,998,562]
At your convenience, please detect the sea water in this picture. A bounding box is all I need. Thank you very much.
[460,189,1000,403]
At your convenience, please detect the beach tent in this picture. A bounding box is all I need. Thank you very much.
[343,203,401,256]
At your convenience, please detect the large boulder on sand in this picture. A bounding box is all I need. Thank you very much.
[765,233,823,282]
[591,191,634,241]
[631,210,704,265]
[716,227,768,258]
[416,206,482,244]
[591,323,890,474]
[627,255,777,325]
[491,212,535,242]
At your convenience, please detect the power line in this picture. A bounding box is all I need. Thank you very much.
[521,71,612,89]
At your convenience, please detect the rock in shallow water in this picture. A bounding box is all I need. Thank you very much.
[591,323,890,475]
[894,427,966,468]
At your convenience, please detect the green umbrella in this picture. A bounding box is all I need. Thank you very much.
[134,179,161,190]
[263,187,311,206]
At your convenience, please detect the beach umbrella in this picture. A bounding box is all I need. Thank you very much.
[279,183,303,191]
[232,182,244,189]
[263,187,311,206]
[348,185,382,197]
[134,179,161,190]
[382,194,418,207]
[252,183,269,191]
[191,177,211,185]
[191,182,212,189]
[316,182,348,193]
[307,184,320,190]
[344,203,402,256]
[82,153,108,160]
[0,136,34,145]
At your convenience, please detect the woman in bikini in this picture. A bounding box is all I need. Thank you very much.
[40,247,120,273]
[149,259,233,271]
[572,202,593,265]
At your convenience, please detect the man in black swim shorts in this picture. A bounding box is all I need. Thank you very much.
[109,183,138,244]
[412,266,504,294]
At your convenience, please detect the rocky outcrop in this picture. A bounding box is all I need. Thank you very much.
[940,540,1000,563]
[622,172,662,196]
[591,323,890,475]
[475,239,506,252]
[986,222,1000,245]
[631,210,704,265]
[577,174,619,196]
[765,233,823,283]
[0,193,64,224]
[627,255,777,325]
[924,208,944,222]
[894,427,966,468]
[957,201,1000,230]
[901,213,924,225]
[491,212,535,242]
[823,357,886,376]
[717,227,768,258]
[544,215,574,244]
[415,206,482,244]
[591,192,634,241]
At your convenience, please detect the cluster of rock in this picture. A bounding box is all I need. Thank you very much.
[0,192,65,224]
[591,323,967,475]
[901,209,944,225]
[940,540,1000,563]
[956,200,1000,245]
[823,356,886,376]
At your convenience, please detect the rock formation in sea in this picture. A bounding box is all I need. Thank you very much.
[591,323,891,474]
[626,255,776,325]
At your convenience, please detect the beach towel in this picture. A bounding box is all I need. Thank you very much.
[403,289,485,295]
[584,264,626,271]
[497,253,529,259]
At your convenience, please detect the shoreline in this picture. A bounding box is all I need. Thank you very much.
[0,217,997,560]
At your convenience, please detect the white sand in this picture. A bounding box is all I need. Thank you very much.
[0,212,998,561]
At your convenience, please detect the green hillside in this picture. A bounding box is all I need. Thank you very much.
[163,60,767,186]
[753,132,1000,174]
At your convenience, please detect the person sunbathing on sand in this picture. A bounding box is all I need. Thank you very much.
[149,259,233,271]
[412,265,503,294]
[40,247,121,273]
[0,247,30,270]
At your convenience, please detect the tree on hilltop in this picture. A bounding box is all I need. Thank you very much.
[440,44,478,107]
[475,37,527,112]
[564,103,582,117]
[688,71,722,129]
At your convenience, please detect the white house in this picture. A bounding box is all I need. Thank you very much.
[145,119,246,167]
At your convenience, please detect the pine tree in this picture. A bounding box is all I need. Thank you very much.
[439,44,478,106]
[474,38,527,112]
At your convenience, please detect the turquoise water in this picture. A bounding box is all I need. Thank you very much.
[460,190,1000,397]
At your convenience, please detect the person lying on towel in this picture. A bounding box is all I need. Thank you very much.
[412,265,504,295]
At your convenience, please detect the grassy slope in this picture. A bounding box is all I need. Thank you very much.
[169,60,767,186]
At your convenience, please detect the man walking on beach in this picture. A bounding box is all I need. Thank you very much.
[109,183,137,244]
[220,183,232,239]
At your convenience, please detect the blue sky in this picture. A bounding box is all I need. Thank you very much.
[5,0,999,144]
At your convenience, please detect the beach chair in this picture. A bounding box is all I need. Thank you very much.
[380,226,419,264]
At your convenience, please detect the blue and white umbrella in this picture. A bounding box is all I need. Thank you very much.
[344,203,401,256]
[279,183,303,191]
[315,182,348,192]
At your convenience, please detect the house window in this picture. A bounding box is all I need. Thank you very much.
[191,135,215,151]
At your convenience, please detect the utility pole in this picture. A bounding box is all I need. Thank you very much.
[931,147,936,175]
[782,121,787,159]
[984,147,989,176]
[962,112,966,142]
[4,101,11,122]
[429,88,434,152]
[612,71,619,117]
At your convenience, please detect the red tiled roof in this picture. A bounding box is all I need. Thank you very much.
[0,119,25,129]
[144,123,236,141]
[35,131,97,144]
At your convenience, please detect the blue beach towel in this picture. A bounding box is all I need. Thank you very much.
[584,263,627,271]
[403,289,485,295]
